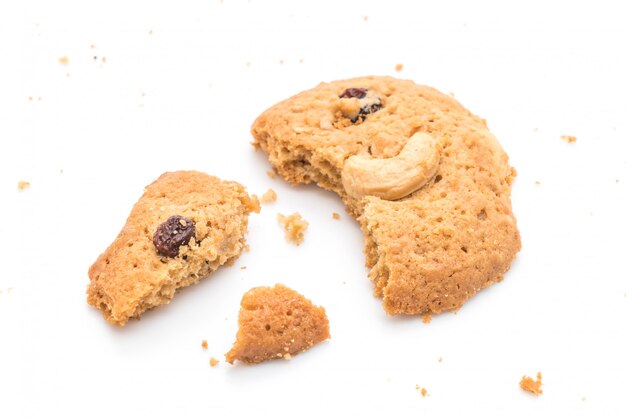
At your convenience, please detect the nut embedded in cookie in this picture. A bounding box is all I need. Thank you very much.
[341,132,441,200]
[87,171,259,326]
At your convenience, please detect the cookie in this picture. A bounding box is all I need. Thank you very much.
[87,171,259,325]
[225,284,330,364]
[252,76,520,315]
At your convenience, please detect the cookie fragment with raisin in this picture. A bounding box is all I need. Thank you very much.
[87,171,259,326]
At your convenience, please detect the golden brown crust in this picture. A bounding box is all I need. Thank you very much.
[87,171,257,326]
[251,76,521,315]
[225,284,330,364]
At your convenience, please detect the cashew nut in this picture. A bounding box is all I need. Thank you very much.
[341,132,441,200]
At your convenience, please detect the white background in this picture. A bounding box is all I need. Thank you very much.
[1,0,625,417]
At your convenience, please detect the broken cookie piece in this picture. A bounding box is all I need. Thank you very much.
[225,284,330,364]
[252,76,520,316]
[87,171,259,326]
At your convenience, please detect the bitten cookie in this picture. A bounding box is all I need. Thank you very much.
[225,284,330,364]
[252,76,521,316]
[87,171,259,325]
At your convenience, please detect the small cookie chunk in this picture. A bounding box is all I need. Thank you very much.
[277,212,308,245]
[519,372,543,395]
[87,171,259,326]
[225,284,330,364]
[260,188,277,203]
[252,76,520,316]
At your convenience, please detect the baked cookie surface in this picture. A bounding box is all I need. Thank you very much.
[226,284,329,364]
[88,171,259,325]
[252,76,520,315]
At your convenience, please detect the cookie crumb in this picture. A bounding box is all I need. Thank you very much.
[421,313,432,324]
[209,357,219,367]
[277,213,308,245]
[18,181,30,191]
[28,96,33,101]
[201,340,208,350]
[581,396,587,401]
[561,135,577,143]
[240,266,247,270]
[535,180,541,185]
[279,59,284,65]
[148,29,154,35]
[58,56,69,65]
[363,16,369,21]
[415,385,428,397]
[519,372,543,396]
[332,212,341,220]
[90,44,96,49]
[101,56,107,64]
[266,170,276,179]
[438,357,442,363]
[260,188,277,204]
[395,63,404,72]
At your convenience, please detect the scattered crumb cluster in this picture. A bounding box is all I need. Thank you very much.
[561,135,577,143]
[200,340,219,367]
[519,372,543,395]
[415,384,428,397]
[260,188,277,204]
[277,212,308,245]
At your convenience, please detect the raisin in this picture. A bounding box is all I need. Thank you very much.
[339,88,368,99]
[153,215,196,257]
[359,102,381,117]
[339,87,382,122]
